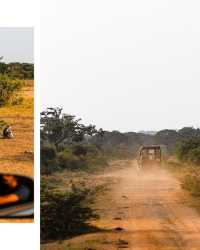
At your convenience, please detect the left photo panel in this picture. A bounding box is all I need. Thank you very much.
[0,27,34,221]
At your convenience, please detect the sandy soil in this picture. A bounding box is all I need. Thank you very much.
[43,160,200,250]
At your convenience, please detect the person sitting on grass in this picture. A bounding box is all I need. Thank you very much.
[3,125,14,139]
[0,175,30,206]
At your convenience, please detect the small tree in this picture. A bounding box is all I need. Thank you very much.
[40,107,103,149]
[175,138,200,164]
[0,74,23,106]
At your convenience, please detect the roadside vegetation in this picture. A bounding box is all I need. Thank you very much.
[40,107,128,242]
[166,135,200,210]
[175,138,200,166]
[41,176,102,242]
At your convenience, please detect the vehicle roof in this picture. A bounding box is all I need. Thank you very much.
[140,145,161,150]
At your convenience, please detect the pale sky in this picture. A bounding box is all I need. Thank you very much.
[41,0,200,132]
[0,27,33,63]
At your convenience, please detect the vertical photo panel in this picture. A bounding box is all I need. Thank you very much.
[0,27,34,222]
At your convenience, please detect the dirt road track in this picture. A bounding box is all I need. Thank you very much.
[43,160,200,250]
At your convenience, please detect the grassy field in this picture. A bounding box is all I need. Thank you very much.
[0,80,34,222]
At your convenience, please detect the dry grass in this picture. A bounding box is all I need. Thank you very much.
[165,159,200,215]
[0,80,34,223]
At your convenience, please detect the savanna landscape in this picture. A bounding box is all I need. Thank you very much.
[39,1,200,248]
[41,109,200,250]
[0,61,34,222]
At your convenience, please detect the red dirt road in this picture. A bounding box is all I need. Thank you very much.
[43,160,200,250]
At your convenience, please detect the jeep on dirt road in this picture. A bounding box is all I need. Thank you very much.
[137,145,161,169]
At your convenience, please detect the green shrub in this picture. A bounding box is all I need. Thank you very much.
[0,74,24,106]
[41,183,99,241]
[41,144,57,161]
[41,144,59,174]
[72,144,99,157]
[57,144,107,171]
[41,142,109,173]
[187,147,200,165]
[58,150,86,170]
[175,139,200,165]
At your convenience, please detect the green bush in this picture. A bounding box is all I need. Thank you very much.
[41,143,108,173]
[57,144,107,171]
[0,74,24,106]
[187,147,200,165]
[175,139,200,165]
[72,144,99,157]
[41,144,57,160]
[182,175,200,196]
[58,150,85,170]
[41,144,59,174]
[41,182,99,241]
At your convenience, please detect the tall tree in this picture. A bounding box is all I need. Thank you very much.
[41,107,103,149]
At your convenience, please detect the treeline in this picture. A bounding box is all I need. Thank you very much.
[93,127,200,160]
[0,62,34,79]
[41,108,153,175]
[41,107,200,174]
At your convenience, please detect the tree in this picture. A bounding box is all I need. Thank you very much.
[175,138,200,164]
[178,127,200,140]
[0,74,23,106]
[155,129,179,153]
[40,107,103,149]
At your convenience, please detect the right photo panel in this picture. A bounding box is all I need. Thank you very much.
[41,1,200,250]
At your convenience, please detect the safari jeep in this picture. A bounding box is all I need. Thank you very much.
[137,145,162,169]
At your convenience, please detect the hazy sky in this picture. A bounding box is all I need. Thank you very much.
[41,0,200,132]
[0,27,33,63]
